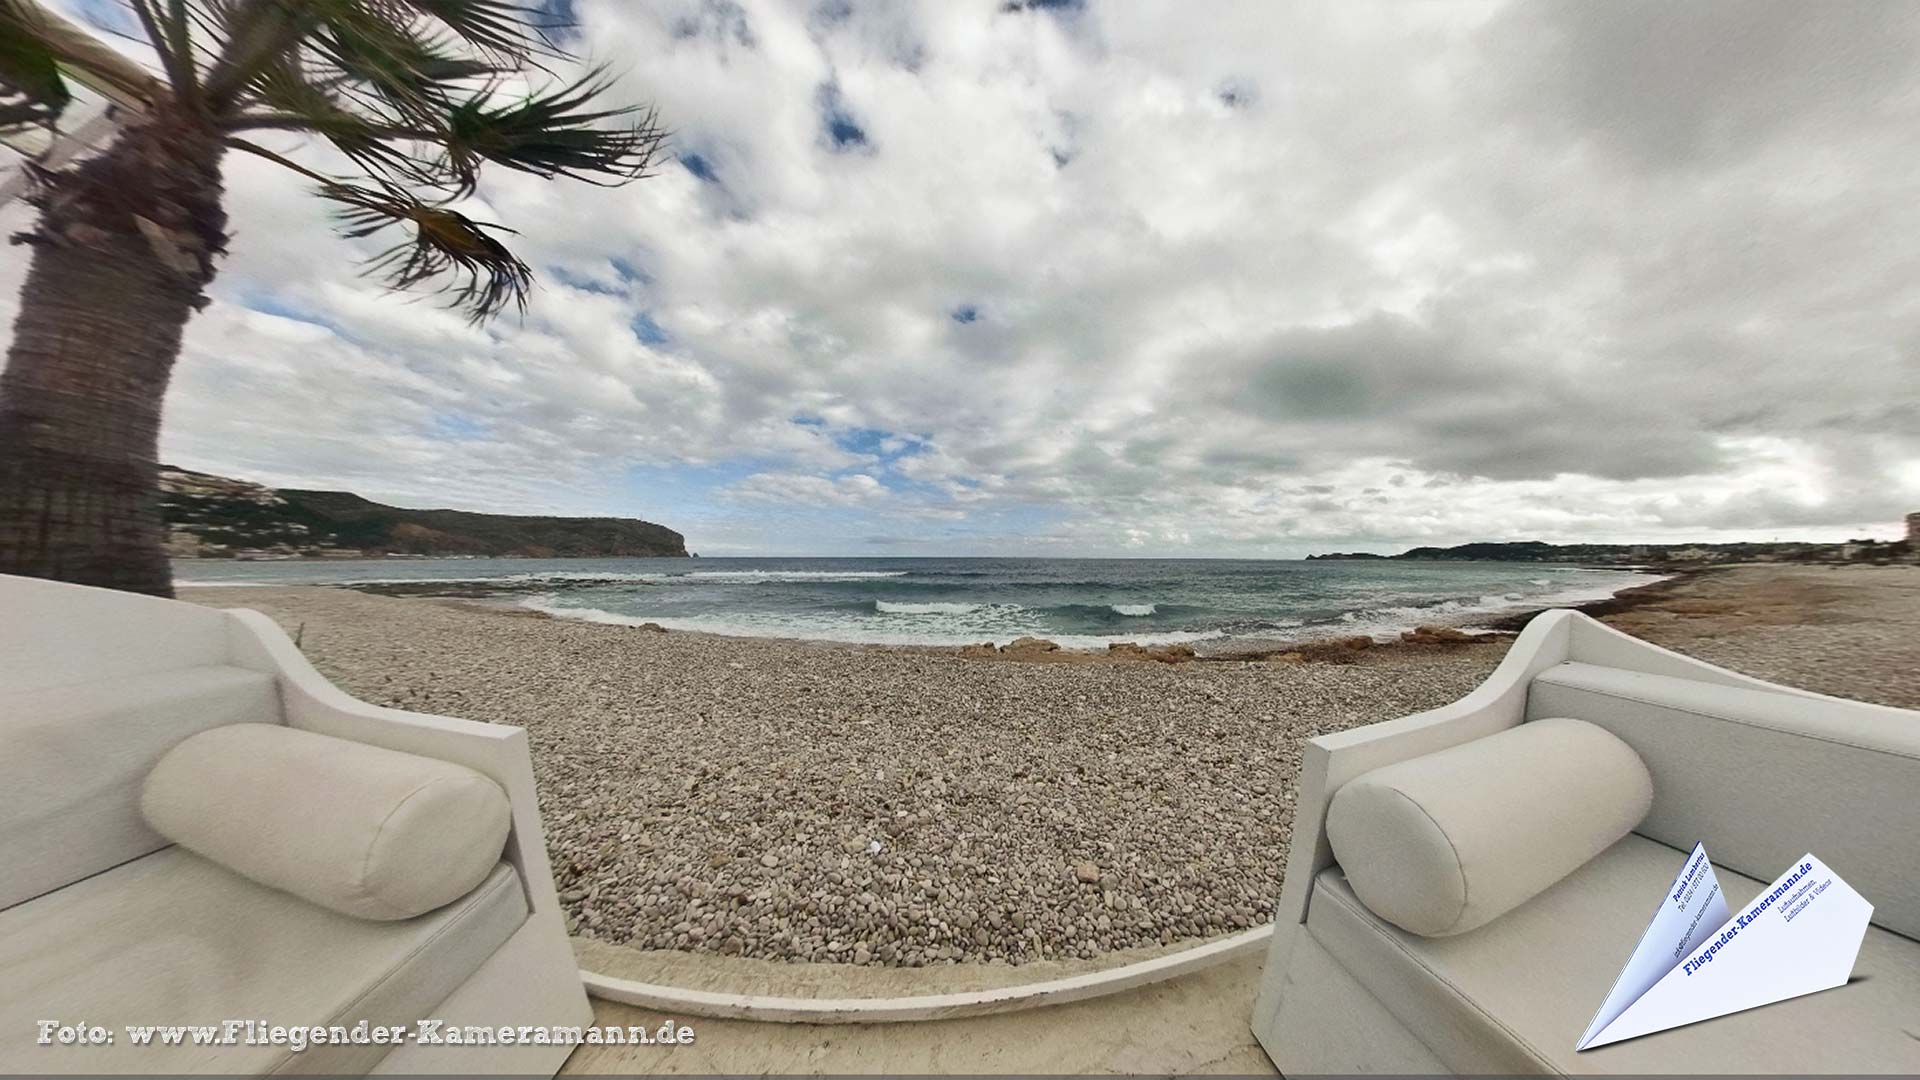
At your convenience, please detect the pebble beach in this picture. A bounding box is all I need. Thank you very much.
[187,563,1919,970]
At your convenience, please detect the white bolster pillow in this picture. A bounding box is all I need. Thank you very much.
[1326,717,1652,937]
[142,723,512,921]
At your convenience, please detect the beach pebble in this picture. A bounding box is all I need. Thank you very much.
[197,584,1522,967]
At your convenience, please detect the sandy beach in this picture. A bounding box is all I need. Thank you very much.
[186,563,1919,973]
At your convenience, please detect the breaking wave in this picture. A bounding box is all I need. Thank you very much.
[178,555,1662,653]
[329,568,915,587]
[1329,574,1666,639]
[875,601,984,615]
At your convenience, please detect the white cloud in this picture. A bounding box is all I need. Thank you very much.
[726,471,887,507]
[4,0,1917,554]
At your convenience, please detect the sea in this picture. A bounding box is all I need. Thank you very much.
[174,556,1664,651]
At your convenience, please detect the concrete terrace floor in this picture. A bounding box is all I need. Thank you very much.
[557,950,1275,1075]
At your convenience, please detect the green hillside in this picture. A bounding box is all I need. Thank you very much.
[160,467,687,558]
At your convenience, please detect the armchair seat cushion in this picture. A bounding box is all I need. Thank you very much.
[1307,833,1920,1075]
[0,846,528,1075]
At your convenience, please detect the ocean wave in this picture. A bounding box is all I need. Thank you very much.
[502,571,667,583]
[521,569,913,584]
[321,575,490,585]
[515,594,654,626]
[350,561,1670,652]
[316,571,667,587]
[1049,629,1226,650]
[875,601,985,615]
[331,568,914,588]
[516,594,1219,649]
[1327,571,1667,640]
[680,570,909,582]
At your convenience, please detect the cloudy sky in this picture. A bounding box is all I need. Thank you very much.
[8,0,1919,556]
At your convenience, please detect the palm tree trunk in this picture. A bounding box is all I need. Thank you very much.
[0,112,226,596]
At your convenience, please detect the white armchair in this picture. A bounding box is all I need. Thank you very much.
[0,574,592,1075]
[1251,608,1920,1075]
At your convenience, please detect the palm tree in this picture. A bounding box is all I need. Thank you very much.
[0,0,664,595]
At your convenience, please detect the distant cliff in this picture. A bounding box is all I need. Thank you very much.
[160,467,688,558]
[1308,535,1913,567]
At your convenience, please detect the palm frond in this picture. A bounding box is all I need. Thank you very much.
[0,12,70,135]
[16,0,664,325]
[404,0,563,64]
[3,0,165,118]
[442,67,663,194]
[325,180,531,321]
[303,7,487,126]
[241,58,428,182]
[123,0,196,98]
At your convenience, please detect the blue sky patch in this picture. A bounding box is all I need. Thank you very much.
[631,312,671,346]
[679,152,720,183]
[550,267,627,296]
[243,292,341,334]
[610,257,652,285]
[792,420,929,469]
[834,426,905,457]
[244,294,332,330]
[620,460,760,525]
[534,0,579,41]
[817,83,870,151]
[74,0,135,32]
[432,413,489,440]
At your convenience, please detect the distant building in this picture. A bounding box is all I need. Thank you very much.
[1908,511,1920,546]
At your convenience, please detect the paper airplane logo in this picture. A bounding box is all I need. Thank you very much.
[1577,844,1872,1050]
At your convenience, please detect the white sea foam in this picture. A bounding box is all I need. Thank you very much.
[518,594,1216,649]
[318,568,913,587]
[516,594,653,626]
[678,570,909,582]
[286,560,1670,653]
[507,569,911,584]
[1050,629,1225,650]
[875,601,983,615]
[1328,571,1667,641]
